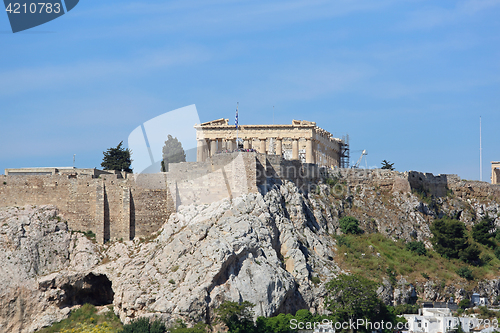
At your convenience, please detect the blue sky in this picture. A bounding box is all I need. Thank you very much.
[1,0,499,180]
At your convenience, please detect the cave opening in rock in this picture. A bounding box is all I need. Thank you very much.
[60,273,114,307]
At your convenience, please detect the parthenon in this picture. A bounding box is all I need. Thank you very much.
[195,119,348,167]
[492,162,500,185]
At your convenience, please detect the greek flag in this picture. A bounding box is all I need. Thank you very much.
[235,106,239,129]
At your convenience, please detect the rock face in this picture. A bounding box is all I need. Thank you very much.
[97,181,341,325]
[1,171,499,332]
[0,206,101,333]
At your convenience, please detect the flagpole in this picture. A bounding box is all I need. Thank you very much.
[236,102,239,148]
[480,116,482,181]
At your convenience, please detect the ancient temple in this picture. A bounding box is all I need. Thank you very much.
[195,119,348,167]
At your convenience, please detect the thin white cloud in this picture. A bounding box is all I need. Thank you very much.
[0,46,210,96]
[69,0,399,39]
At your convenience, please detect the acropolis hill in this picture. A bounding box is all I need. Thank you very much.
[1,119,499,244]
[1,120,500,332]
[0,119,349,243]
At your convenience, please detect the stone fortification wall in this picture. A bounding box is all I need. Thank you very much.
[4,154,498,242]
[0,173,174,243]
[167,152,328,206]
[332,169,500,201]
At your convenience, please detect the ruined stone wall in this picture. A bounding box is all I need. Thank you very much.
[6,154,497,242]
[0,173,173,243]
[333,169,500,201]
[0,175,98,232]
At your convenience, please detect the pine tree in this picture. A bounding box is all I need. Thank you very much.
[101,141,132,173]
[381,160,395,170]
[161,135,186,172]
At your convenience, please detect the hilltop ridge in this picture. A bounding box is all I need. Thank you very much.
[0,168,499,332]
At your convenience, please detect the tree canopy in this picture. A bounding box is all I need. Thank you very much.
[430,217,481,265]
[381,160,395,170]
[101,141,132,173]
[339,216,363,235]
[472,217,496,248]
[161,135,186,172]
[215,301,256,333]
[325,274,394,326]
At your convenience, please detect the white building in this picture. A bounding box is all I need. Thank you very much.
[313,324,335,333]
[471,293,489,307]
[403,308,473,333]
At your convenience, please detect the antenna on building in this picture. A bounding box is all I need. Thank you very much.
[73,154,76,168]
[235,102,239,145]
[480,116,482,181]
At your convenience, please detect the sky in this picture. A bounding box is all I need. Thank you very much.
[0,0,499,180]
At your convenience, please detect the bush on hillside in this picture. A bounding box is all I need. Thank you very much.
[456,267,474,280]
[406,241,427,256]
[472,217,496,248]
[430,218,481,265]
[120,317,166,333]
[459,299,470,309]
[339,216,362,235]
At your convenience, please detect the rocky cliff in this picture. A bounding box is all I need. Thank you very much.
[1,169,499,332]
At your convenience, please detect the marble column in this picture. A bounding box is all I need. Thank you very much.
[260,139,267,154]
[292,139,299,160]
[243,139,250,150]
[275,138,282,157]
[210,139,217,156]
[197,139,204,162]
[204,140,209,161]
[305,138,313,163]
[217,138,223,153]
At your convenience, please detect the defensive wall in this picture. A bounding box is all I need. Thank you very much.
[0,152,327,242]
[2,153,499,243]
[333,168,500,201]
[0,172,173,243]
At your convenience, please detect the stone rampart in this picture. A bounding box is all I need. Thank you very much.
[4,154,499,242]
[0,173,174,243]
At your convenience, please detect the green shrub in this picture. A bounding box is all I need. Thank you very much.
[459,299,470,309]
[37,304,122,333]
[456,267,474,280]
[421,272,429,279]
[430,218,481,264]
[215,301,256,333]
[472,217,496,248]
[480,253,493,264]
[386,266,397,286]
[478,306,496,318]
[406,241,427,256]
[170,320,208,333]
[325,176,339,187]
[339,216,362,235]
[311,276,321,285]
[459,243,481,266]
[495,248,500,260]
[335,235,351,248]
[169,279,175,285]
[390,304,419,315]
[121,317,166,333]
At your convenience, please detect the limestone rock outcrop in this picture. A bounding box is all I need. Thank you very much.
[0,205,101,333]
[1,170,499,332]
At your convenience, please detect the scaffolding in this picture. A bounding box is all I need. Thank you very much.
[340,134,350,169]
